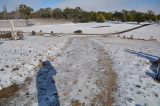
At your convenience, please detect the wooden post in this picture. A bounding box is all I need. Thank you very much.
[11,20,14,31]
[10,20,17,40]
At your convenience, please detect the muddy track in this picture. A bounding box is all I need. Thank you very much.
[91,41,116,106]
[57,37,116,106]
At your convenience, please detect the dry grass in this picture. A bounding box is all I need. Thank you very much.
[92,66,116,106]
[149,36,157,41]
[0,84,19,99]
[71,100,82,106]
[47,56,57,61]
[36,60,43,68]
[144,61,150,65]
[0,31,12,39]
[0,77,32,105]
[91,46,117,106]
[0,31,24,40]
[17,31,24,40]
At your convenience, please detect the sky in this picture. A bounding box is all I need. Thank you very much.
[0,0,160,14]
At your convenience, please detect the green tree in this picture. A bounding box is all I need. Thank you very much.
[126,12,134,21]
[52,8,64,19]
[145,10,157,22]
[134,12,145,24]
[113,11,123,22]
[19,4,33,25]
[37,8,52,18]
[63,7,74,19]
[104,12,112,20]
[89,11,97,21]
[79,11,91,23]
[157,14,160,21]
[129,10,137,21]
[96,13,105,22]
[72,7,83,22]
[122,10,129,22]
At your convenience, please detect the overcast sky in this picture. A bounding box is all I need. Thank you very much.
[0,0,160,14]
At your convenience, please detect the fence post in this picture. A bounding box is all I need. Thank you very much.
[10,20,17,39]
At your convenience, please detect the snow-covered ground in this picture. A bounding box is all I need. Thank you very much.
[0,35,68,89]
[0,21,160,106]
[0,21,140,34]
[0,35,70,105]
[119,24,160,41]
[93,38,160,106]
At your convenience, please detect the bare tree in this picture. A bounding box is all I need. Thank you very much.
[3,4,8,19]
[15,7,20,18]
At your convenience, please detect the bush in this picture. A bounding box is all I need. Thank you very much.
[130,35,134,39]
[96,13,105,22]
[134,12,145,24]
[32,31,36,35]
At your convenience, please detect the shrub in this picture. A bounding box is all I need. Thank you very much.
[130,35,134,39]
[123,36,126,39]
[32,31,36,35]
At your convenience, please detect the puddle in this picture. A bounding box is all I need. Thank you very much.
[92,26,110,28]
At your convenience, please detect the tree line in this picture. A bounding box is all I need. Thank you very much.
[0,4,160,24]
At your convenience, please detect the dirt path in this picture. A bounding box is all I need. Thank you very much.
[55,37,116,106]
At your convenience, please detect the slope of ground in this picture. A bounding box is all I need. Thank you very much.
[0,22,160,106]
